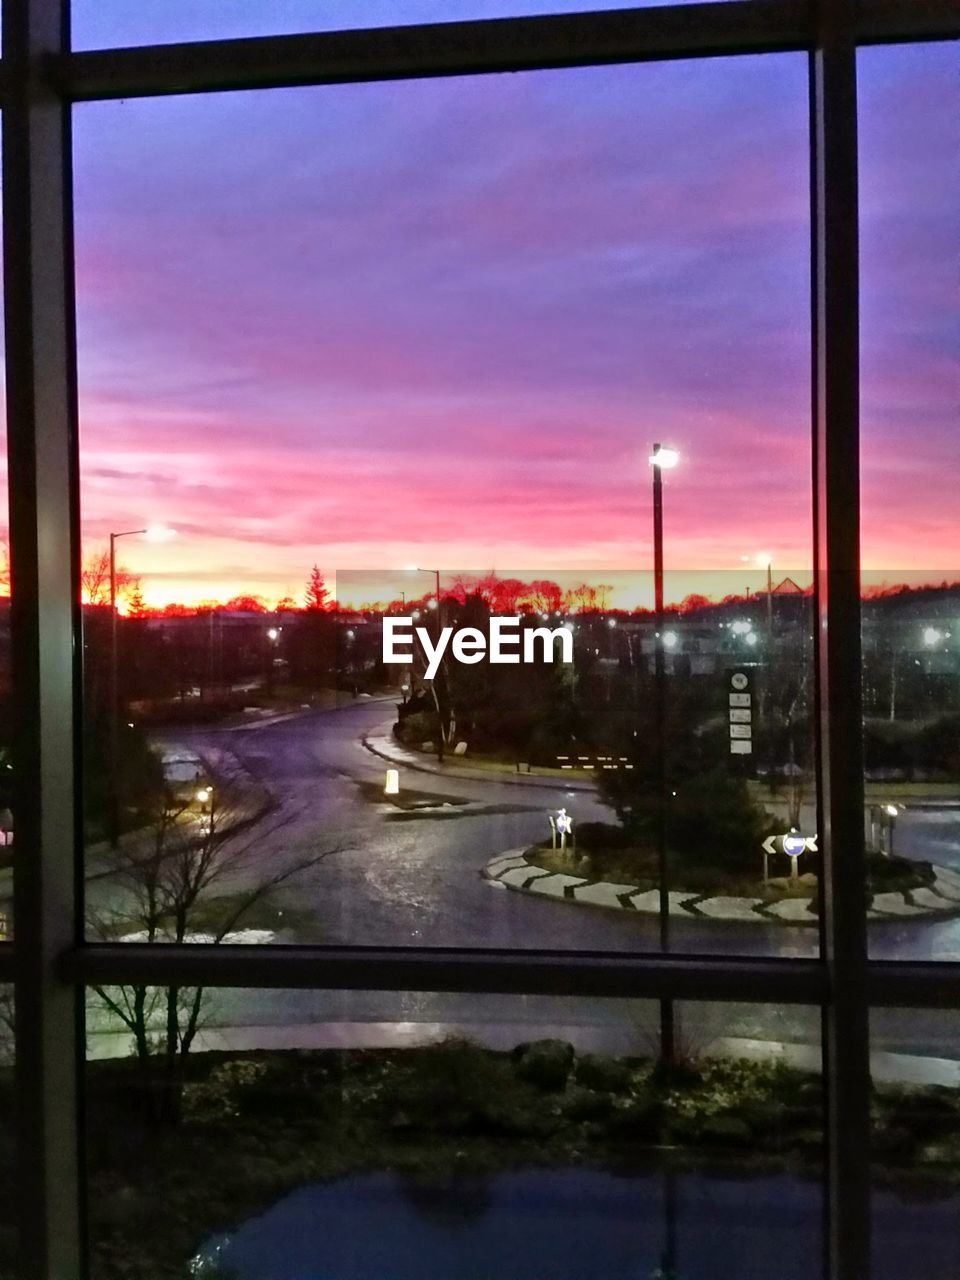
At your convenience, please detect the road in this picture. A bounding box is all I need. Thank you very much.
[83,699,960,1058]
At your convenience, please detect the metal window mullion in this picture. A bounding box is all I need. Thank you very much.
[58,0,815,101]
[811,4,870,1278]
[3,2,85,1278]
[65,944,828,1002]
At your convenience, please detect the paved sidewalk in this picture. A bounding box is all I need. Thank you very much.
[363,726,597,793]
[484,848,960,927]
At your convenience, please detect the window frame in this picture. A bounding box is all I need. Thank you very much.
[2,1,959,1276]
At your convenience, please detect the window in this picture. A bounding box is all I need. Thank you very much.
[5,2,960,1277]
[74,55,811,956]
[859,42,960,962]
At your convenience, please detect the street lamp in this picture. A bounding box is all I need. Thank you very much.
[755,552,774,638]
[107,524,175,847]
[413,567,444,763]
[649,442,679,1064]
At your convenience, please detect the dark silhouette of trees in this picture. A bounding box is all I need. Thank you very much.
[305,565,329,611]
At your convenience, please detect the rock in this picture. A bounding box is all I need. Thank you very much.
[513,1039,574,1091]
[919,1141,955,1165]
[562,1085,615,1122]
[453,741,469,756]
[574,1053,631,1094]
[608,1096,664,1141]
[700,1115,753,1146]
[798,872,818,887]
[872,1124,914,1158]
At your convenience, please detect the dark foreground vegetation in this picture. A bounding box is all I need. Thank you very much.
[49,1038,960,1279]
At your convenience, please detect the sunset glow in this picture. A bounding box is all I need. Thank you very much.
[21,35,959,611]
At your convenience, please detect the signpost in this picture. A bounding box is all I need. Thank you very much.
[549,808,575,852]
[556,807,573,851]
[762,831,818,881]
[727,670,753,757]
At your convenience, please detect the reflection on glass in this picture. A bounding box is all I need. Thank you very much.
[860,44,960,960]
[0,989,13,1279]
[85,993,821,1279]
[871,1009,960,1279]
[863,576,960,960]
[0,197,9,941]
[75,59,811,954]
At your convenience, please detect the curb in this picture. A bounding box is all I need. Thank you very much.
[483,849,960,928]
[362,729,597,793]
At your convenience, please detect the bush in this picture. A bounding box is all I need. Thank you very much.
[666,770,774,872]
[395,710,438,747]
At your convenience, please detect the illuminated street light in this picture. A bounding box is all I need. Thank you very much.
[143,524,176,543]
[108,523,176,847]
[195,787,212,805]
[649,445,680,470]
[267,627,279,642]
[923,627,945,647]
[649,440,679,1064]
[745,632,759,647]
[663,630,678,649]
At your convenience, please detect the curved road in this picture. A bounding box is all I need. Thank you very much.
[84,699,960,1057]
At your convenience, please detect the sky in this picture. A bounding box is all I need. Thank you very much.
[59,14,960,608]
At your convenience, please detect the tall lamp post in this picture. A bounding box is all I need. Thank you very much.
[755,552,774,640]
[649,443,679,1065]
[107,524,174,847]
[416,567,444,763]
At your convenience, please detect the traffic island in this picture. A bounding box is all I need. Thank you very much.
[484,848,960,926]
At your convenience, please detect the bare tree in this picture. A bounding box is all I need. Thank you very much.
[88,765,346,1115]
[81,547,140,607]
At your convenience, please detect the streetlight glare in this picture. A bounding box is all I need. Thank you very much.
[144,524,176,543]
[923,627,944,647]
[649,446,680,470]
[745,632,759,647]
[663,630,678,649]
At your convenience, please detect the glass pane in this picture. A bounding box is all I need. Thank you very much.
[75,56,812,954]
[872,1009,960,1278]
[73,0,738,52]
[0,988,13,1279]
[86,991,822,1278]
[860,43,960,961]
[0,149,10,944]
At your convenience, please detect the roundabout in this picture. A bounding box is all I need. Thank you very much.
[484,848,960,927]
